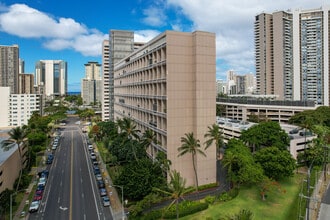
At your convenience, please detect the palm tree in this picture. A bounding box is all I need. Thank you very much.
[155,151,172,177]
[222,151,240,189]
[154,170,188,219]
[4,126,27,191]
[204,123,224,159]
[141,129,159,157]
[117,117,140,140]
[117,117,141,160]
[178,132,206,191]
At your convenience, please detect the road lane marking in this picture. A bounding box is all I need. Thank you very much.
[70,131,73,220]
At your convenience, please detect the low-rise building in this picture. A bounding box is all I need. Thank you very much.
[217,117,316,159]
[0,87,40,127]
[0,136,21,193]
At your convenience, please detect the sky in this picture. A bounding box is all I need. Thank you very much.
[0,0,328,92]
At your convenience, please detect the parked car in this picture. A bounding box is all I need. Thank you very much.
[38,170,49,178]
[102,196,110,207]
[46,158,53,164]
[90,152,96,160]
[29,200,40,213]
[97,180,105,188]
[36,184,44,191]
[88,145,94,151]
[95,174,102,181]
[38,177,47,186]
[33,191,43,201]
[289,128,299,134]
[100,188,107,197]
[94,167,101,175]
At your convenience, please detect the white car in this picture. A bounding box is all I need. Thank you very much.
[29,200,40,213]
[90,153,96,160]
[88,145,94,151]
[96,174,102,181]
[38,177,46,186]
[102,196,110,207]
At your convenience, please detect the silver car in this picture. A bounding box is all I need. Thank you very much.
[102,196,110,207]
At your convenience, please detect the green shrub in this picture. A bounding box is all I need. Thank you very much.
[198,182,218,191]
[163,200,209,219]
[218,192,231,202]
[129,193,163,217]
[205,195,216,204]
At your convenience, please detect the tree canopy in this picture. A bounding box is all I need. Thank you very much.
[240,121,290,151]
[114,158,166,201]
[254,147,296,180]
[222,139,264,187]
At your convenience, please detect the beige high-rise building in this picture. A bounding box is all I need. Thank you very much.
[113,30,217,186]
[255,6,330,105]
[0,45,19,94]
[81,61,102,105]
[19,73,34,94]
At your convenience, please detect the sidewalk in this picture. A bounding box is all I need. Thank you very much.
[94,143,126,220]
[13,173,36,219]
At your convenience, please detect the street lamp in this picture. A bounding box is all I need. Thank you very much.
[110,184,125,220]
[10,189,26,220]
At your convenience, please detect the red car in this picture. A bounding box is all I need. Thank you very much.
[34,190,43,201]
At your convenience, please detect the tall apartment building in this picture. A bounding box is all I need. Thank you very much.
[19,73,34,94]
[255,6,330,105]
[0,87,40,127]
[0,45,19,94]
[226,71,256,95]
[81,61,102,105]
[35,60,67,97]
[102,40,110,121]
[113,30,217,186]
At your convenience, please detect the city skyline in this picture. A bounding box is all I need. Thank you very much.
[0,0,326,92]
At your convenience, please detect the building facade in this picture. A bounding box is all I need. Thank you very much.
[35,60,67,97]
[102,40,110,121]
[0,138,21,193]
[255,6,330,105]
[0,45,19,94]
[217,97,316,123]
[81,61,102,105]
[113,30,217,186]
[19,73,34,94]
[0,87,40,127]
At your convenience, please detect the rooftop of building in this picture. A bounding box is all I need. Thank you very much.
[0,137,17,165]
[216,117,315,140]
[217,96,316,107]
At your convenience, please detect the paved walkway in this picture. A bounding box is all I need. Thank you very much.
[94,142,125,220]
[13,172,37,219]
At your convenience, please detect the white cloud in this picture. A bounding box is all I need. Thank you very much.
[166,0,327,76]
[0,3,106,56]
[142,6,167,27]
[134,30,160,42]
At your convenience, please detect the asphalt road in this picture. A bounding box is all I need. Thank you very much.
[319,182,330,220]
[28,117,113,220]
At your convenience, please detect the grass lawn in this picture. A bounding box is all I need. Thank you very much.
[180,174,304,220]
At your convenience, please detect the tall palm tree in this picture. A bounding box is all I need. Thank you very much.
[117,117,140,140]
[5,126,27,191]
[141,129,159,157]
[178,132,206,191]
[155,151,172,177]
[154,170,188,220]
[222,151,239,189]
[117,117,141,160]
[204,123,224,159]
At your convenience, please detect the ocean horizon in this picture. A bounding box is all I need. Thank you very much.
[67,91,81,95]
